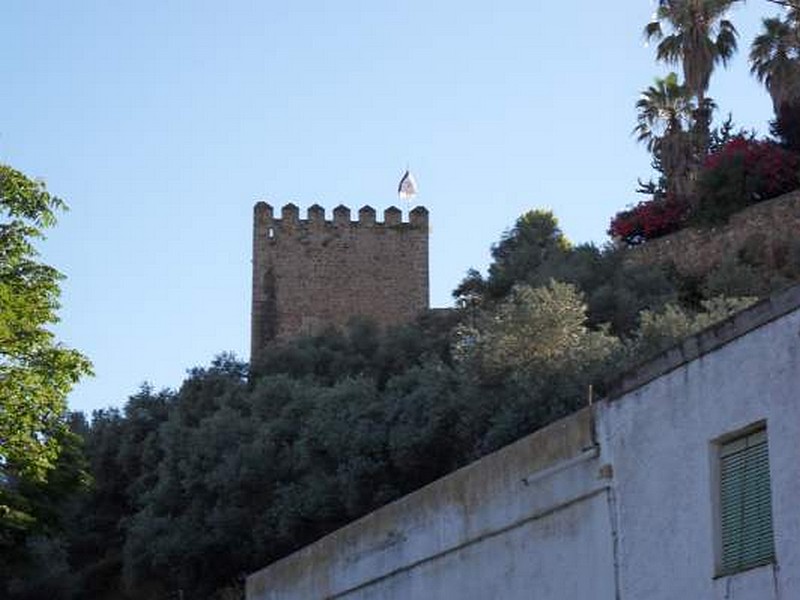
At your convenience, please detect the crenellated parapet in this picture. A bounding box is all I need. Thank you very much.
[253,202,428,235]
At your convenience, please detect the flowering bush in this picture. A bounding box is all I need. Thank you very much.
[608,195,690,246]
[694,137,800,224]
[611,137,800,245]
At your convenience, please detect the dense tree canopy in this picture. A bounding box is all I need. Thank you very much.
[454,210,680,335]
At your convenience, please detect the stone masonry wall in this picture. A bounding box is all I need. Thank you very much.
[625,189,800,276]
[251,203,429,364]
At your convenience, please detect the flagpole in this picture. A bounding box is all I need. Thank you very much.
[404,163,411,213]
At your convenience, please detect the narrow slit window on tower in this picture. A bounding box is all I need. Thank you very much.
[268,227,275,239]
[716,425,775,576]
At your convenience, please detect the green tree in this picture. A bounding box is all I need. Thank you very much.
[453,281,624,453]
[751,15,800,112]
[455,281,621,380]
[1,412,91,599]
[487,211,570,297]
[630,296,757,360]
[54,388,173,600]
[0,164,92,523]
[453,210,571,303]
[635,73,698,197]
[454,209,679,335]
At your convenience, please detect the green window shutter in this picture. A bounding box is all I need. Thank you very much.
[719,429,775,574]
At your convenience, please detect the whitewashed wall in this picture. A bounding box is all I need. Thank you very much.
[598,288,800,600]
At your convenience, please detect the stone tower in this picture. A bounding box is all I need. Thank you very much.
[251,202,429,364]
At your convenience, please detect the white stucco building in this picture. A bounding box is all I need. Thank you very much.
[247,285,800,600]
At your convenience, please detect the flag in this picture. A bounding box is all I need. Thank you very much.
[398,169,418,200]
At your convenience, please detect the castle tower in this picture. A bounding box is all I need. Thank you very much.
[251,203,429,364]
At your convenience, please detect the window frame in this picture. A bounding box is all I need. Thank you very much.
[710,421,776,578]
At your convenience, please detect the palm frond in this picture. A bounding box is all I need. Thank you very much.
[657,35,685,64]
[715,28,739,65]
[749,13,800,110]
[647,0,742,99]
[645,21,664,42]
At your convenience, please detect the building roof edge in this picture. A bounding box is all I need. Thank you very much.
[605,282,800,401]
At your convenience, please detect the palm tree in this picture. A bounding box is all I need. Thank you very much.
[767,0,800,9]
[635,74,693,147]
[645,0,740,138]
[751,15,800,112]
[635,73,698,197]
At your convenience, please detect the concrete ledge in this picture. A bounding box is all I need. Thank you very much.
[606,283,800,401]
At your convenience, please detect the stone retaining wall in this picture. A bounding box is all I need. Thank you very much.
[625,190,800,276]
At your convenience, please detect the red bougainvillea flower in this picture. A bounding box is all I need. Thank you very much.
[609,195,690,246]
[611,137,800,246]
[702,137,800,201]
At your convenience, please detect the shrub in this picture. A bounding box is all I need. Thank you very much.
[608,195,690,245]
[693,137,800,225]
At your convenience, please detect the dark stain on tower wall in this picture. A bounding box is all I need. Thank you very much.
[251,202,429,364]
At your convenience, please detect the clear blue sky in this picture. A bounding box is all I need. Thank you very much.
[0,1,778,415]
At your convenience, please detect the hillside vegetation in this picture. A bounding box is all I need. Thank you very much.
[7,205,798,599]
[8,1,800,598]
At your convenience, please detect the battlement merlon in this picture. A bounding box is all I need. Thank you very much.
[252,202,429,230]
